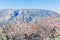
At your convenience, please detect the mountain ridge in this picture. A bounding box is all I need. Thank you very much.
[0,9,60,27]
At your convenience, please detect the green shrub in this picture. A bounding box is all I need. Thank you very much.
[0,33,7,40]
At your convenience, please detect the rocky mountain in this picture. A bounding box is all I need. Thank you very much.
[0,9,60,40]
[0,9,60,27]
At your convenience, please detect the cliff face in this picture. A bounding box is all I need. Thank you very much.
[0,9,60,40]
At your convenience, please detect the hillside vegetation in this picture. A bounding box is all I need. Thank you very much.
[0,9,60,40]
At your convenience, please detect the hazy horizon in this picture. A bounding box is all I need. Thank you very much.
[0,0,60,13]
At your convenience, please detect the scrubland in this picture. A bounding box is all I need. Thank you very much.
[0,17,60,40]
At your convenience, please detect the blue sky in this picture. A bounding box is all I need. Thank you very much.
[0,0,60,13]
